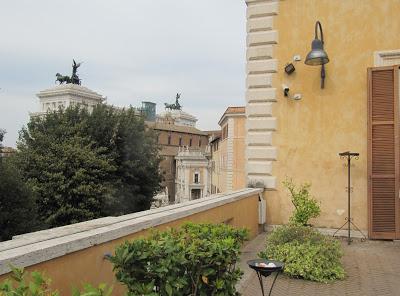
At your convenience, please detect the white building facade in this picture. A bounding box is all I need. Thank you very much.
[175,147,212,203]
[31,84,105,117]
[157,109,198,127]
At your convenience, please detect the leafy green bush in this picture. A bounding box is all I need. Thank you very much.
[0,266,112,296]
[0,266,58,296]
[259,225,345,283]
[110,222,248,296]
[283,179,320,225]
[72,283,113,296]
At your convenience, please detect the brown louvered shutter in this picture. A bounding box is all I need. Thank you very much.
[368,66,400,239]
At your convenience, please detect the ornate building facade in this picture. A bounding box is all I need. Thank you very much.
[31,84,105,117]
[147,110,209,203]
[175,147,211,203]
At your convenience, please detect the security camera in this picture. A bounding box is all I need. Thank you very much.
[282,84,289,97]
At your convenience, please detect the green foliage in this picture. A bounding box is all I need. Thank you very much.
[259,225,345,283]
[110,223,248,296]
[283,179,320,226]
[0,131,38,241]
[14,105,162,228]
[0,159,38,241]
[0,266,58,296]
[0,129,5,150]
[84,105,163,214]
[0,267,112,296]
[15,108,116,228]
[72,283,113,296]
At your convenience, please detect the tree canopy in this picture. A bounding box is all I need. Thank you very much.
[0,129,4,146]
[15,105,162,228]
[0,130,38,241]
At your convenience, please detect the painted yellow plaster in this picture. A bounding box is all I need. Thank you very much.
[217,137,228,192]
[233,117,246,190]
[267,0,400,230]
[211,145,222,193]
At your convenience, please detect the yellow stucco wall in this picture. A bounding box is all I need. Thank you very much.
[0,194,260,295]
[266,0,400,230]
[213,116,246,193]
[233,116,246,190]
[211,146,222,193]
[218,136,228,192]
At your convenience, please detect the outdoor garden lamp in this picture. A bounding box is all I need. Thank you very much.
[305,21,329,88]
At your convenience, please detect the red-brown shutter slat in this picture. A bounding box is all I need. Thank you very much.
[368,66,400,239]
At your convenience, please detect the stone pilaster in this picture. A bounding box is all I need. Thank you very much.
[245,0,279,189]
[184,168,190,202]
[204,166,209,196]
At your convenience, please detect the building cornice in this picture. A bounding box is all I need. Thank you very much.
[37,84,105,102]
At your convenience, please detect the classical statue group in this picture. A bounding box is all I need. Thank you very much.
[55,59,82,85]
[165,93,182,111]
[55,61,182,111]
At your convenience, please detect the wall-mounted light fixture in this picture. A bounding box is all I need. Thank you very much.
[284,63,296,75]
[282,84,290,97]
[305,21,329,89]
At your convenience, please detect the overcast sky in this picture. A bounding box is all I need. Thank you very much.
[0,1,247,147]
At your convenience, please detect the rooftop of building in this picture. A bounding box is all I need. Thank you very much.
[208,131,222,143]
[37,84,105,101]
[175,147,210,160]
[0,147,16,154]
[225,106,245,114]
[146,121,208,136]
[218,106,246,125]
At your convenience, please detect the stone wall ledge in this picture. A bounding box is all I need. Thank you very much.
[0,188,263,275]
[265,225,368,239]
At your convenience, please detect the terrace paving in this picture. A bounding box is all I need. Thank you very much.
[238,232,400,296]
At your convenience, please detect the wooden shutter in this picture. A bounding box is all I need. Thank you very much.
[368,66,400,239]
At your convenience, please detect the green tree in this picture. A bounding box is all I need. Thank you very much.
[0,128,5,159]
[15,105,162,227]
[81,104,162,214]
[0,129,4,145]
[15,108,117,227]
[0,130,38,241]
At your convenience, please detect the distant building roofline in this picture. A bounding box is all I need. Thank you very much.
[218,106,245,126]
[146,121,208,136]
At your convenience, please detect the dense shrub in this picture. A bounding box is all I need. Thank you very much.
[0,266,112,296]
[259,225,345,283]
[283,179,320,225]
[110,223,248,296]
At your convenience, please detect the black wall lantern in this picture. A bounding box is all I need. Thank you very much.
[284,63,296,75]
[305,21,329,88]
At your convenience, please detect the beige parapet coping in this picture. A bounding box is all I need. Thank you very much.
[0,188,263,275]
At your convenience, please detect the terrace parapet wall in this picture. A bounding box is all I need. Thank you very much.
[0,188,263,295]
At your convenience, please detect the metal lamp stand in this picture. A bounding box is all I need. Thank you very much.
[333,151,366,245]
